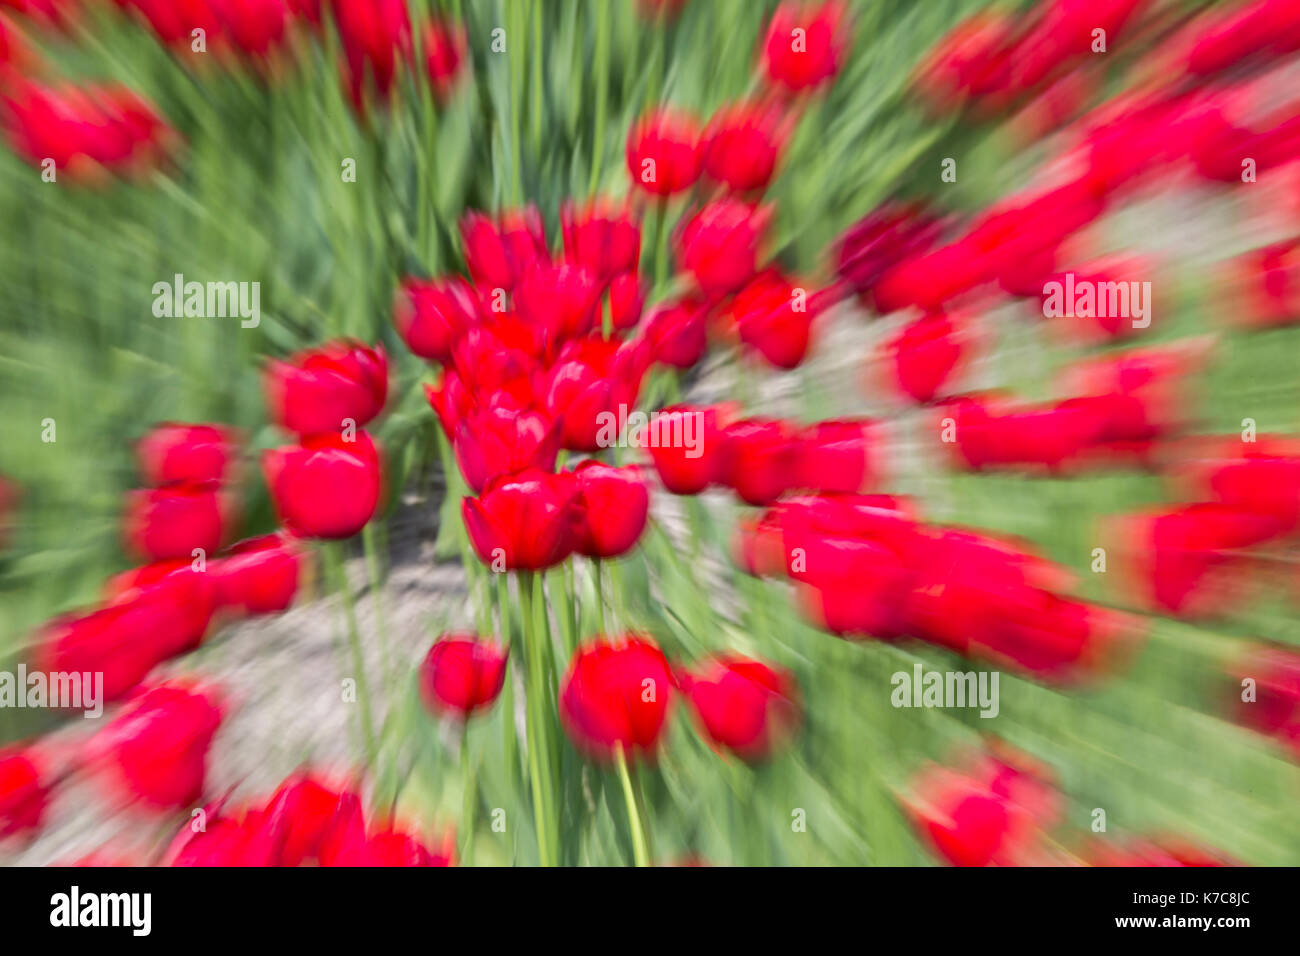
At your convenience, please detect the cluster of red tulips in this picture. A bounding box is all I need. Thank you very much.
[902,744,1230,867]
[939,343,1197,473]
[0,416,312,844]
[0,76,174,182]
[736,492,1137,683]
[1223,236,1300,329]
[1110,436,1300,619]
[0,0,468,183]
[419,630,800,765]
[263,340,387,540]
[39,422,304,706]
[162,770,455,867]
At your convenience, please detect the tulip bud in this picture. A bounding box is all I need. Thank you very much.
[0,747,48,839]
[559,636,674,761]
[137,423,236,487]
[680,655,800,760]
[419,634,509,718]
[265,340,388,438]
[461,469,576,571]
[263,430,384,540]
[569,461,649,558]
[625,108,702,197]
[89,681,224,811]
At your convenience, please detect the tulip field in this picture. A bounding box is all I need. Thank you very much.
[1,0,1299,872]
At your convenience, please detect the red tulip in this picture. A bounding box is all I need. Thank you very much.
[795,419,874,494]
[702,102,783,192]
[559,636,674,761]
[459,206,549,293]
[165,809,275,867]
[886,312,964,403]
[902,750,1059,867]
[1184,0,1300,77]
[625,108,701,197]
[423,369,473,438]
[608,272,645,331]
[118,0,224,49]
[561,200,641,283]
[256,773,357,866]
[35,563,217,704]
[452,400,560,495]
[450,324,544,396]
[323,822,454,866]
[422,16,467,101]
[871,241,985,314]
[1,80,173,180]
[1225,644,1300,756]
[675,198,771,300]
[1122,503,1272,617]
[212,0,293,59]
[942,395,1104,472]
[544,335,649,451]
[912,12,1017,111]
[331,0,413,112]
[462,469,576,571]
[732,270,820,369]
[0,747,47,838]
[1234,238,1300,329]
[569,461,649,558]
[761,1,849,92]
[418,634,509,718]
[0,13,33,75]
[643,296,708,369]
[123,483,228,562]
[834,202,943,310]
[645,404,732,495]
[35,602,163,705]
[1205,445,1300,539]
[514,262,603,349]
[902,530,1042,655]
[265,340,388,437]
[722,418,797,506]
[89,681,223,810]
[212,533,304,616]
[393,276,480,364]
[794,531,913,638]
[263,430,383,539]
[679,655,800,760]
[104,560,219,659]
[137,423,236,487]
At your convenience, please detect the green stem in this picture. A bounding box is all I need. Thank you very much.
[324,542,377,766]
[459,727,477,865]
[614,744,650,867]
[362,523,392,691]
[588,0,611,195]
[651,197,670,292]
[593,559,607,634]
[518,571,558,866]
[496,572,520,790]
